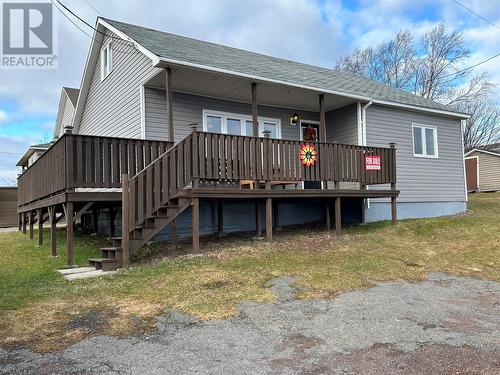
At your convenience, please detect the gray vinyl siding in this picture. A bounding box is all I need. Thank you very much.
[468,151,500,192]
[78,30,162,138]
[326,104,358,144]
[144,90,319,142]
[366,105,466,203]
[60,97,75,133]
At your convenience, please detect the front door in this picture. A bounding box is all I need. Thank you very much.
[300,122,321,189]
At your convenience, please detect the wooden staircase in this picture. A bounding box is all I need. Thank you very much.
[88,131,196,271]
[88,198,191,271]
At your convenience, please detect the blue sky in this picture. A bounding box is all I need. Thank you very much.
[1,0,499,185]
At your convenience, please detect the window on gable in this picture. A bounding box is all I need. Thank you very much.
[412,124,438,158]
[100,43,113,80]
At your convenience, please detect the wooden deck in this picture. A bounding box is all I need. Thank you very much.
[17,128,398,268]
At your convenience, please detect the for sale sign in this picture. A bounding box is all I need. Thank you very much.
[365,155,381,170]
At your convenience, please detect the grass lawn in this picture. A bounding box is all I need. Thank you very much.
[0,193,499,352]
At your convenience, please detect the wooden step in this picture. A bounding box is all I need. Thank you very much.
[100,247,122,259]
[111,237,122,247]
[88,258,120,271]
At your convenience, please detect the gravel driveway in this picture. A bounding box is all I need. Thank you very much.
[1,273,499,374]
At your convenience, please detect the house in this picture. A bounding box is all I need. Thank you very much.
[464,148,500,192]
[16,87,79,172]
[16,18,469,270]
[0,187,18,228]
[16,142,51,172]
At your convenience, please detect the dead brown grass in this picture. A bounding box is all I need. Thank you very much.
[0,193,498,352]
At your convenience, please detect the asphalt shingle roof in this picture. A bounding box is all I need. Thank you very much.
[104,18,465,116]
[63,87,79,106]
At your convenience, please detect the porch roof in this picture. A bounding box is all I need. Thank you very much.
[103,18,468,118]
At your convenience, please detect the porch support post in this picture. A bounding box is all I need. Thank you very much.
[192,197,200,253]
[65,202,74,267]
[165,67,174,142]
[334,181,341,235]
[319,94,326,142]
[18,213,22,231]
[48,205,57,256]
[122,175,130,268]
[36,208,43,246]
[22,212,27,234]
[266,197,273,240]
[29,210,34,240]
[252,83,258,137]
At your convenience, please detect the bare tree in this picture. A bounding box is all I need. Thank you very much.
[336,31,416,90]
[335,22,500,150]
[457,98,500,152]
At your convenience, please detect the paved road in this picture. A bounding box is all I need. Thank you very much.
[1,273,499,374]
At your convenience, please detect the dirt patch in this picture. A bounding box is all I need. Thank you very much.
[67,309,116,334]
[307,344,500,375]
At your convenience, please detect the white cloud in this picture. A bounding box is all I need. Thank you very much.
[0,110,7,123]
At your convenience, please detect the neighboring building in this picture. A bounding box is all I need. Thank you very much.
[16,143,51,172]
[464,149,500,192]
[53,87,80,138]
[16,17,469,270]
[0,187,18,228]
[16,87,79,172]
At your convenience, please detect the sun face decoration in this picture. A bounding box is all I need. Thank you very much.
[299,143,317,167]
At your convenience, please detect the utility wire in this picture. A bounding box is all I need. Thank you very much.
[0,151,23,156]
[82,0,101,15]
[51,0,138,55]
[454,0,500,29]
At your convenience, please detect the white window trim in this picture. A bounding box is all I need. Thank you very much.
[202,109,281,138]
[411,123,439,159]
[100,42,113,81]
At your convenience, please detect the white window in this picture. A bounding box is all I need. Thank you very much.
[202,110,281,138]
[412,124,438,158]
[100,43,113,81]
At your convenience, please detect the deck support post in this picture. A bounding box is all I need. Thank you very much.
[360,185,366,224]
[65,202,74,267]
[334,181,341,235]
[18,213,22,231]
[171,220,177,243]
[22,212,27,234]
[217,200,223,236]
[165,67,174,142]
[29,210,34,240]
[389,142,397,225]
[192,197,200,253]
[48,205,57,256]
[266,197,273,240]
[325,202,331,230]
[122,175,130,268]
[36,208,43,246]
[255,201,261,237]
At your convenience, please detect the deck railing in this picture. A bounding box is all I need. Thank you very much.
[17,133,173,207]
[126,128,397,228]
